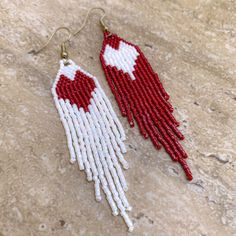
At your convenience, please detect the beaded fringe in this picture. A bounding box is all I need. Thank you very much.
[51,60,133,231]
[100,32,193,181]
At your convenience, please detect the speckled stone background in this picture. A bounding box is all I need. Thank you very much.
[0,0,235,235]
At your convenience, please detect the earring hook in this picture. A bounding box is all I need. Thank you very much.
[73,7,109,37]
[30,26,72,56]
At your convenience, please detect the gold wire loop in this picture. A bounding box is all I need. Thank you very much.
[73,7,109,37]
[31,26,72,56]
[61,42,69,60]
[30,7,109,62]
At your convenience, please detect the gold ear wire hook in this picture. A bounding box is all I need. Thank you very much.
[30,26,72,58]
[73,7,109,37]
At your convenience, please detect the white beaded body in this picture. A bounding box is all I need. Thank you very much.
[51,60,133,232]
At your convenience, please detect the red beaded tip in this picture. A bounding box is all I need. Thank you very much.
[178,158,193,181]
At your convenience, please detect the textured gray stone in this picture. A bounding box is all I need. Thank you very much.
[0,0,235,235]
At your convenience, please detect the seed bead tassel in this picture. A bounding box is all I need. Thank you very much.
[135,65,178,125]
[89,98,128,190]
[109,67,135,127]
[52,95,77,163]
[87,64,126,141]
[100,32,193,181]
[80,105,128,201]
[103,66,127,116]
[132,76,187,159]
[78,105,123,205]
[85,110,131,209]
[114,68,148,138]
[120,71,162,150]
[137,48,171,102]
[132,81,181,160]
[52,60,133,230]
[60,99,85,169]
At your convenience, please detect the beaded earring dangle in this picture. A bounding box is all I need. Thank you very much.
[31,26,134,232]
[100,14,193,181]
[74,8,193,181]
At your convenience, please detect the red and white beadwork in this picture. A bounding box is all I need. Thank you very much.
[100,32,193,181]
[52,59,133,231]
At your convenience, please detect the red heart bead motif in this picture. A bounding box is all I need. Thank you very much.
[56,70,96,112]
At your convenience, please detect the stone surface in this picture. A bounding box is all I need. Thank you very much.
[0,0,235,235]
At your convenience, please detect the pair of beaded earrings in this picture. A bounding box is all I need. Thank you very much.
[32,7,192,232]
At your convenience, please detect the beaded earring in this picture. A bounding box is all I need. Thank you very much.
[99,14,193,181]
[31,27,134,232]
[74,8,193,181]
